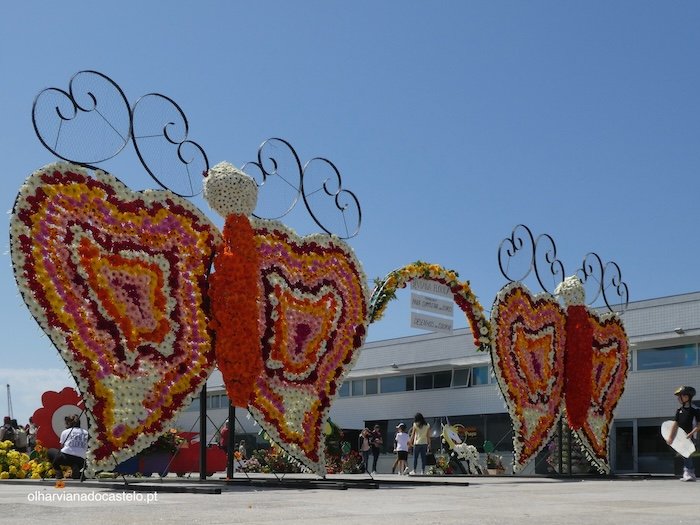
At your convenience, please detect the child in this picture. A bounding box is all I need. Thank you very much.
[665,386,700,481]
[392,423,410,475]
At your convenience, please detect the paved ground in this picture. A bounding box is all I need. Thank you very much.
[0,474,696,524]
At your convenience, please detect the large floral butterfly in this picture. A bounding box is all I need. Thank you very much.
[490,276,629,472]
[10,161,368,475]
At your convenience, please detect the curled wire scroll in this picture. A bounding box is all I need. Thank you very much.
[576,253,629,314]
[497,224,565,294]
[243,138,362,239]
[31,70,207,197]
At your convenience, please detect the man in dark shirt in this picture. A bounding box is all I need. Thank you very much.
[370,424,383,474]
[666,386,700,481]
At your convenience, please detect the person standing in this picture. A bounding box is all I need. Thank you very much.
[392,423,410,475]
[25,417,38,454]
[370,424,383,474]
[0,416,15,446]
[358,428,371,473]
[409,412,431,475]
[665,386,700,481]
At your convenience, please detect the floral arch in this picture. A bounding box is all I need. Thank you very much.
[369,261,491,351]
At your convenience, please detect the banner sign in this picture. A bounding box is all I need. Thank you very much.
[410,278,452,298]
[410,311,453,334]
[411,293,454,316]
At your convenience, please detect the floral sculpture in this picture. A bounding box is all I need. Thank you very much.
[490,276,629,473]
[11,160,369,477]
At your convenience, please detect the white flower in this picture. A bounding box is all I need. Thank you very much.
[554,275,585,306]
[204,162,258,217]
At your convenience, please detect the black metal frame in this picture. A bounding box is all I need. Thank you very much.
[243,137,362,239]
[32,70,208,197]
[497,224,629,313]
[32,71,362,239]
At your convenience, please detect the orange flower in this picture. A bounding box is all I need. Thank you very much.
[209,214,263,407]
[55,480,65,489]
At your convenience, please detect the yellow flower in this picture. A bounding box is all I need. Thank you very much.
[0,472,9,479]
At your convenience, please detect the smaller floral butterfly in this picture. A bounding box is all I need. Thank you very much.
[490,276,629,473]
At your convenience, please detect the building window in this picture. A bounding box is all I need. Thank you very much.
[433,371,452,389]
[453,368,469,387]
[339,382,350,397]
[471,365,490,386]
[381,376,404,393]
[637,344,697,371]
[415,373,433,390]
[207,394,228,409]
[352,379,364,396]
[366,378,378,395]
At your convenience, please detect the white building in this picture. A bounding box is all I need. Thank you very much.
[178,291,700,474]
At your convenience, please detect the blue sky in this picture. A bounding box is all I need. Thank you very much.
[2,1,699,423]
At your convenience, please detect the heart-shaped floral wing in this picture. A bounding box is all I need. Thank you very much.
[247,219,369,475]
[491,282,567,471]
[574,310,629,472]
[10,163,220,472]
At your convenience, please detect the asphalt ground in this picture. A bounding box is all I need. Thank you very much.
[0,473,696,525]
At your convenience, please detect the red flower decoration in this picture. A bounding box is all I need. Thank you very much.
[32,387,85,450]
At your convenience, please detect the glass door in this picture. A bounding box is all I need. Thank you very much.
[612,420,635,473]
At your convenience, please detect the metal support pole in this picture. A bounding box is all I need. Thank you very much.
[567,425,572,477]
[557,419,563,476]
[226,403,235,478]
[199,383,207,480]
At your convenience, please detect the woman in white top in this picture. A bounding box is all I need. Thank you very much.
[47,414,88,480]
[409,412,431,475]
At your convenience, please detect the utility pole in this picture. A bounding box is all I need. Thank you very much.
[6,384,12,419]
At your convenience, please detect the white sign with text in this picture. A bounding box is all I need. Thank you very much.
[411,293,454,317]
[410,278,452,298]
[410,311,453,334]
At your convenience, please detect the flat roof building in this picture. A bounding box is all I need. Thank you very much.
[178,291,700,475]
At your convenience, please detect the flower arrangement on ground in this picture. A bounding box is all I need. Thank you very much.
[486,453,505,472]
[426,455,453,476]
[140,429,185,455]
[0,440,54,479]
[245,447,304,474]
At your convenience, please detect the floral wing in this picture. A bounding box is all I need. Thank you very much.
[10,163,220,472]
[490,282,567,471]
[573,310,629,473]
[246,219,370,475]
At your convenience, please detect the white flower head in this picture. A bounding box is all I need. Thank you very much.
[554,275,585,307]
[204,161,258,217]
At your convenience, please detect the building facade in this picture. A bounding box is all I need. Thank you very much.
[177,291,700,474]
